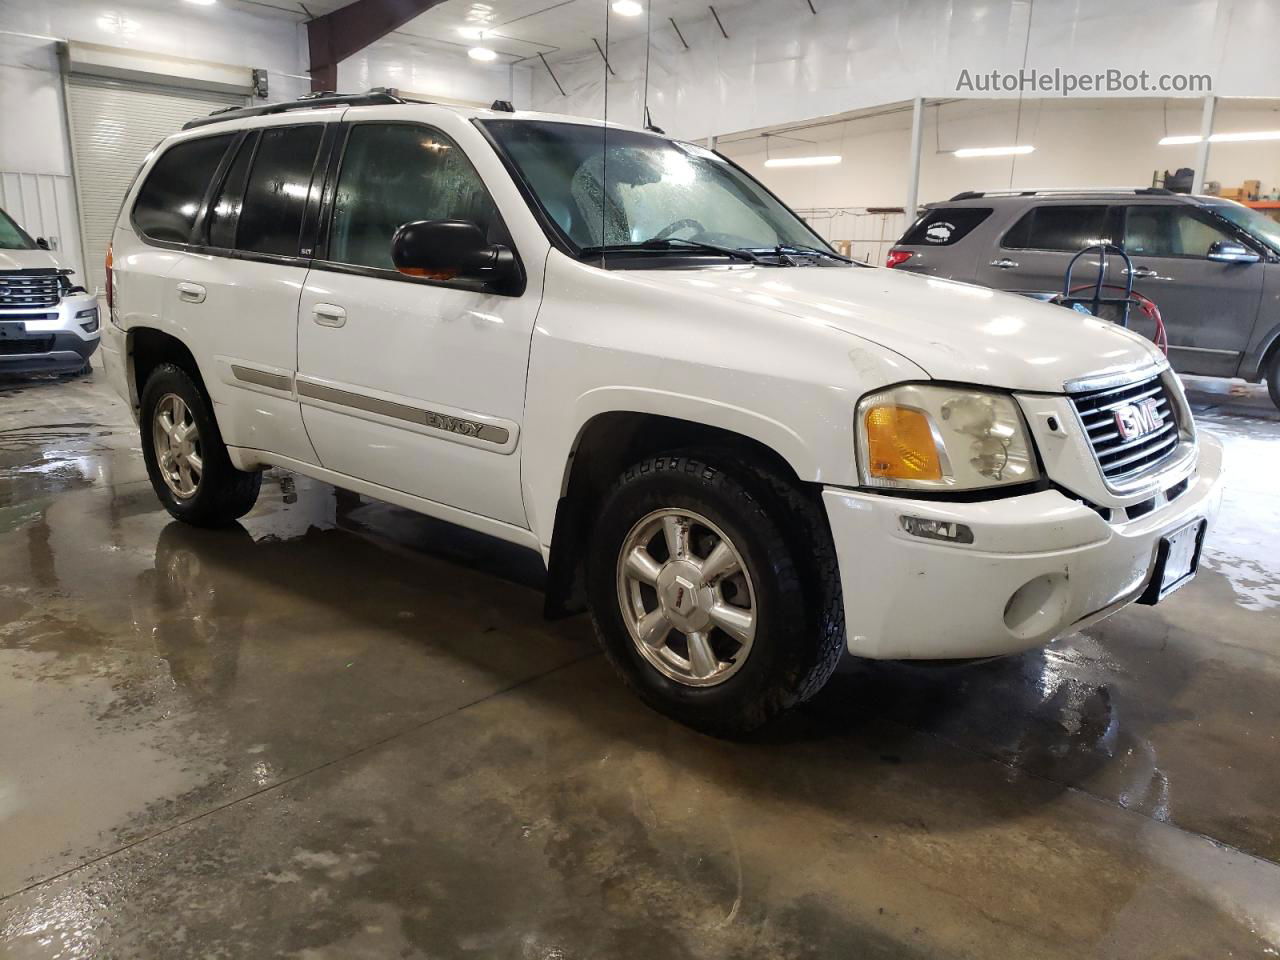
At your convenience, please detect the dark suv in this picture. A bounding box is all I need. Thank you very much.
[886,189,1280,408]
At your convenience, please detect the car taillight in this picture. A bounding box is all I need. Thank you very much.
[104,243,114,310]
[885,249,913,268]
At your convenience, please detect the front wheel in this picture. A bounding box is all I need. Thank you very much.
[587,455,845,736]
[140,363,261,527]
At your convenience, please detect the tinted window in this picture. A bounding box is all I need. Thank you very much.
[237,125,323,257]
[328,123,500,269]
[133,134,234,242]
[206,133,256,249]
[900,207,992,246]
[1124,205,1236,258]
[1003,205,1110,251]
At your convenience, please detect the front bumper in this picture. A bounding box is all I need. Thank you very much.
[0,294,100,375]
[823,433,1225,660]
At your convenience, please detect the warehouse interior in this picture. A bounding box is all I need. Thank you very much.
[1,0,1279,956]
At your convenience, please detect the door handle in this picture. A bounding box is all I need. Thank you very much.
[312,303,347,328]
[1125,266,1170,280]
[176,281,206,304]
[989,258,1019,269]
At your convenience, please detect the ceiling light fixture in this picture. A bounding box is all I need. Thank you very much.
[763,155,842,168]
[1210,130,1280,143]
[183,0,217,5]
[1158,135,1202,145]
[612,0,644,14]
[953,145,1035,158]
[468,46,498,61]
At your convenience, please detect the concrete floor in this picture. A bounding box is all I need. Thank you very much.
[0,365,1277,959]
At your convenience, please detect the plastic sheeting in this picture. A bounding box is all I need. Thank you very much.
[529,0,1280,141]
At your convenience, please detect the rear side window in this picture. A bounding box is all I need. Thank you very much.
[900,207,992,246]
[1002,205,1112,251]
[236,125,324,257]
[206,133,256,250]
[133,134,235,243]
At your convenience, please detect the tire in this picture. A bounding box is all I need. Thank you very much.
[140,362,261,527]
[1266,350,1280,411]
[587,454,845,737]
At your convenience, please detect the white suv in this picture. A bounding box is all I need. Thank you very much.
[101,92,1224,734]
[1,206,100,376]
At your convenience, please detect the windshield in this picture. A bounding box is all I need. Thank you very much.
[480,120,831,258]
[0,208,36,250]
[1204,200,1280,254]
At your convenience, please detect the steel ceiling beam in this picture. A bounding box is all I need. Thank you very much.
[307,0,452,92]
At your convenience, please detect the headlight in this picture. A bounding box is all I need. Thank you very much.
[856,384,1039,491]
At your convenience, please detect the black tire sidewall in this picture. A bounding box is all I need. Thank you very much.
[588,458,818,734]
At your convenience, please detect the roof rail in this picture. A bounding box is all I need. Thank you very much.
[948,187,1174,201]
[182,89,415,130]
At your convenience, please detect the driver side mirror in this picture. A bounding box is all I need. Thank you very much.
[390,219,520,294]
[1206,240,1260,264]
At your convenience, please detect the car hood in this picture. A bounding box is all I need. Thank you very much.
[0,248,64,272]
[631,264,1163,393]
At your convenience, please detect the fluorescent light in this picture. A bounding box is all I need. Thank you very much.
[184,0,217,5]
[764,155,842,168]
[612,0,644,15]
[468,46,498,61]
[953,145,1035,158]
[1209,130,1280,143]
[1158,135,1202,145]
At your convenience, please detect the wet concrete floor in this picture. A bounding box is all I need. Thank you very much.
[0,366,1277,958]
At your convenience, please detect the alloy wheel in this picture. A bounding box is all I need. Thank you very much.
[152,393,203,499]
[616,508,757,687]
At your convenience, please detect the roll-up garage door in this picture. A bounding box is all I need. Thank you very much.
[65,75,244,293]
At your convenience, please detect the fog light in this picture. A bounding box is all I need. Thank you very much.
[77,307,99,332]
[899,515,974,544]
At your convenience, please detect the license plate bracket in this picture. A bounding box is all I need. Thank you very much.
[1137,519,1206,605]
[0,322,27,339]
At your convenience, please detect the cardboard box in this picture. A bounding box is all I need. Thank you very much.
[1243,179,1261,199]
[1217,187,1245,200]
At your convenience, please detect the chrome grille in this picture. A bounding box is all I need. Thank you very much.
[0,271,64,309]
[1071,375,1181,482]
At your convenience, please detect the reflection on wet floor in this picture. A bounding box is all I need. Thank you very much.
[1,368,1278,958]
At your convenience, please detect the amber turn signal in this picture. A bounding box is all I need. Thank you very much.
[863,405,943,481]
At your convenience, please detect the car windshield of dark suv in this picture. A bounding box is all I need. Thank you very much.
[0,208,36,250]
[1205,200,1280,255]
[481,119,843,265]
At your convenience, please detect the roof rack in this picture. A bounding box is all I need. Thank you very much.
[948,187,1174,201]
[182,88,421,130]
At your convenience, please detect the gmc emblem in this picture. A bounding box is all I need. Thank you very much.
[1114,397,1164,441]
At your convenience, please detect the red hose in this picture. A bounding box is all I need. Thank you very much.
[1062,284,1168,356]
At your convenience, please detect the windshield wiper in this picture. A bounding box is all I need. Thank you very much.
[580,238,761,264]
[768,243,855,264]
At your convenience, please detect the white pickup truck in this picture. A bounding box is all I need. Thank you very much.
[101,92,1223,734]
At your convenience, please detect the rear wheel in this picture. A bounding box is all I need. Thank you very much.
[140,363,261,526]
[587,454,844,736]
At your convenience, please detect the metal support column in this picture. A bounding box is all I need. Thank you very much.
[1192,95,1216,194]
[904,96,924,220]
